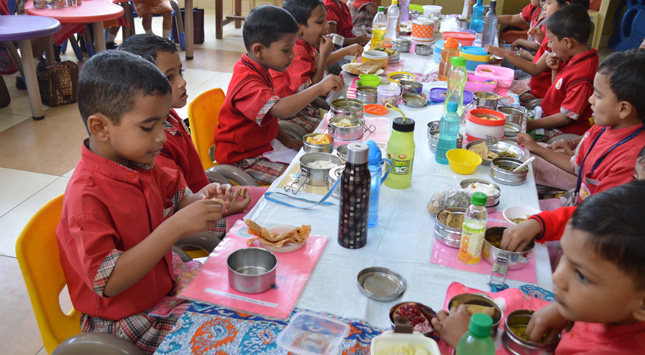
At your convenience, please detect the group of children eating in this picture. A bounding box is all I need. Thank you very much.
[52,0,645,353]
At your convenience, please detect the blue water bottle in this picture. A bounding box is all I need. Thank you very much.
[366,141,390,227]
[469,0,484,32]
[435,101,461,164]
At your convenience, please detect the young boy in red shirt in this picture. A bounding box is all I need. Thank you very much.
[323,0,370,47]
[56,51,237,353]
[350,0,379,29]
[433,180,645,354]
[516,48,645,206]
[214,5,343,185]
[498,0,544,54]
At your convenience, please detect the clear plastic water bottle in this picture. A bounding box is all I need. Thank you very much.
[367,141,383,227]
[338,143,371,249]
[456,313,495,355]
[458,192,488,264]
[435,101,460,165]
[444,56,468,115]
[482,0,498,46]
[383,0,400,43]
[469,0,484,32]
[371,7,387,49]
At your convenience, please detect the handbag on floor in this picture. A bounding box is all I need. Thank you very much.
[37,61,78,107]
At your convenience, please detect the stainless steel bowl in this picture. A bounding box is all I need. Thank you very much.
[503,310,560,355]
[303,133,334,153]
[227,247,277,294]
[460,179,501,212]
[433,208,465,248]
[330,98,363,119]
[498,106,526,128]
[336,144,348,163]
[491,157,529,186]
[427,121,463,153]
[473,91,501,110]
[389,73,416,83]
[399,80,423,96]
[327,165,344,199]
[401,93,427,108]
[356,86,378,104]
[447,293,503,337]
[388,52,401,64]
[465,139,525,166]
[504,122,521,139]
[328,115,365,141]
[415,43,432,56]
[393,38,412,52]
[482,227,535,270]
[299,152,342,186]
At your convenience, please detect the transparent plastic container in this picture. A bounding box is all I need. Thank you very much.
[377,85,401,107]
[277,311,350,355]
[383,0,400,43]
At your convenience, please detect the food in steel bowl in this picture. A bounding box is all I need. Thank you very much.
[332,117,358,128]
[307,160,340,170]
[389,302,440,340]
[437,209,465,229]
[305,133,332,145]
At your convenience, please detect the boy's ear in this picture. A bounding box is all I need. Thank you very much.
[617,101,635,120]
[87,114,112,142]
[298,23,305,37]
[563,37,574,49]
[251,43,265,59]
[632,291,645,322]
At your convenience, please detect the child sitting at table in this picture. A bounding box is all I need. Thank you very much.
[132,0,173,38]
[498,0,544,56]
[56,51,237,353]
[323,0,370,47]
[271,0,363,132]
[515,48,645,206]
[433,180,645,353]
[214,5,343,185]
[350,0,379,29]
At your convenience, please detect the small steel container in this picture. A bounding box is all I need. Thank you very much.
[388,51,400,64]
[433,208,465,248]
[491,157,529,186]
[427,121,463,153]
[330,98,364,119]
[330,33,344,48]
[460,179,501,213]
[401,93,427,108]
[299,153,342,186]
[327,165,344,199]
[415,43,432,56]
[336,144,348,163]
[483,227,535,270]
[389,73,416,83]
[447,293,503,337]
[505,122,521,139]
[473,91,501,110]
[303,133,334,153]
[399,80,423,96]
[498,106,526,128]
[356,86,378,105]
[503,309,560,355]
[227,248,277,294]
[357,267,406,302]
[328,115,365,141]
[393,38,412,53]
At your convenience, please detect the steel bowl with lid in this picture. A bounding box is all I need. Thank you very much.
[327,165,344,199]
[399,80,423,96]
[502,309,560,354]
[491,157,529,186]
[303,133,334,153]
[498,106,526,127]
[460,179,501,212]
[356,86,378,104]
[415,43,432,56]
[401,93,427,108]
[328,115,365,141]
[473,91,501,110]
[447,293,503,336]
[482,227,535,270]
[393,38,412,52]
[330,98,363,119]
[427,121,463,153]
[297,152,342,186]
[433,207,465,248]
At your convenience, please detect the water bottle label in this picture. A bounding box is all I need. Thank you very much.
[458,224,485,264]
[391,158,411,175]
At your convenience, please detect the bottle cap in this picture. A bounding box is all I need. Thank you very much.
[346,142,369,165]
[446,101,458,112]
[444,37,459,48]
[366,140,382,165]
[378,6,385,11]
[468,313,493,338]
[450,56,466,67]
[392,117,415,132]
[471,192,487,206]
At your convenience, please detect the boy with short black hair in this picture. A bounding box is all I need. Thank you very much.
[214,5,343,185]
[434,180,645,353]
[57,51,234,353]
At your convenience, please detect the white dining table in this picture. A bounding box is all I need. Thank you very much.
[241,44,552,330]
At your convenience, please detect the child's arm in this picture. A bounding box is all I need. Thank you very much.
[312,36,335,85]
[269,75,344,118]
[501,206,577,251]
[526,303,571,344]
[343,34,370,47]
[528,26,546,43]
[526,113,572,131]
[512,38,540,52]
[485,45,549,76]
[430,305,471,348]
[325,44,364,67]
[497,13,524,26]
[516,133,575,174]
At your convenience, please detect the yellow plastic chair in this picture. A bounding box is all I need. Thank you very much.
[588,0,611,49]
[16,194,144,355]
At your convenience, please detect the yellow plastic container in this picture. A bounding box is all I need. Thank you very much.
[362,50,389,69]
[446,149,482,175]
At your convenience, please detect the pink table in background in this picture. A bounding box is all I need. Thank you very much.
[25,0,124,53]
[0,15,61,120]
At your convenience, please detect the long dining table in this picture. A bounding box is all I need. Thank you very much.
[154,40,553,355]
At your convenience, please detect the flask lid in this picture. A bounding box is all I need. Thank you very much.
[468,313,493,337]
[392,117,415,132]
[366,140,382,165]
[471,192,487,206]
[378,6,384,11]
[347,142,369,164]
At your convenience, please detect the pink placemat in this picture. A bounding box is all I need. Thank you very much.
[429,211,537,284]
[179,220,328,319]
[321,112,390,147]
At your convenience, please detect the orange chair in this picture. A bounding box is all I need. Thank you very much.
[15,194,144,355]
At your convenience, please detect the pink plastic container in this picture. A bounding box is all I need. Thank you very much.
[475,65,514,88]
[442,31,476,46]
[465,74,497,93]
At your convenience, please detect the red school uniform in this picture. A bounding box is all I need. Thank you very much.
[352,0,374,11]
[270,38,317,98]
[56,140,188,320]
[214,54,280,165]
[541,48,598,136]
[324,0,355,39]
[530,206,575,242]
[572,123,645,204]
[555,321,645,354]
[520,2,541,27]
[157,108,209,193]
[528,36,552,98]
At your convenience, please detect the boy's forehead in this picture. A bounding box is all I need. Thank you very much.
[155,51,182,70]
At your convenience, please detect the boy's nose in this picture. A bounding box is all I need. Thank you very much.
[551,258,568,291]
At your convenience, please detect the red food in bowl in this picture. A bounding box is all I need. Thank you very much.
[389,302,441,341]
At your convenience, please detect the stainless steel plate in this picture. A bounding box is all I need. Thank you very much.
[465,139,526,166]
[357,267,406,301]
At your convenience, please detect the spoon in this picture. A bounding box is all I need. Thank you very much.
[512,156,535,172]
[342,89,355,118]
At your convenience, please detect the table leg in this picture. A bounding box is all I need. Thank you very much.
[234,0,242,28]
[18,39,45,120]
[93,22,106,52]
[216,0,223,39]
[185,0,194,60]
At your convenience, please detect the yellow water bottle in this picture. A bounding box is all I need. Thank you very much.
[385,117,415,189]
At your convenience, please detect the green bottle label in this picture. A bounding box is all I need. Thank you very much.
[391,158,411,175]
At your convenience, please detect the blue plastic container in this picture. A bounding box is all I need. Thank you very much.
[460,46,490,71]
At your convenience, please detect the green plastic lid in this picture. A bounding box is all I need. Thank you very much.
[446,101,458,112]
[409,4,424,12]
[378,6,385,11]
[450,56,467,67]
[469,313,493,338]
[471,192,487,206]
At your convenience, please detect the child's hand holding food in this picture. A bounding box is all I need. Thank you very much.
[319,35,334,57]
[515,133,540,153]
[344,43,364,57]
[526,303,570,344]
[484,45,511,59]
[546,52,562,71]
[501,219,542,252]
[318,74,344,94]
[431,304,471,349]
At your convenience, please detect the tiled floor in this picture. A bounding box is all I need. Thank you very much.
[0,11,243,354]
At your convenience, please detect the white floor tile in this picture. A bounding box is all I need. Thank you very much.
[183,69,221,94]
[0,176,69,257]
[62,168,75,178]
[0,168,58,217]
[0,113,30,133]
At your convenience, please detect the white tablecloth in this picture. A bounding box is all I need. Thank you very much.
[243,49,551,330]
